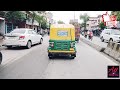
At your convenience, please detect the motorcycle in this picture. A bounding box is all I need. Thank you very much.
[88,35,93,40]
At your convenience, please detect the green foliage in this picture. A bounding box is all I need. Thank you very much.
[111,11,120,21]
[99,22,106,29]
[80,13,89,30]
[57,20,65,24]
[5,11,26,23]
[0,11,6,18]
[35,14,48,29]
[41,19,48,29]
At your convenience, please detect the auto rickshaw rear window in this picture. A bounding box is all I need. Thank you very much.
[57,30,68,36]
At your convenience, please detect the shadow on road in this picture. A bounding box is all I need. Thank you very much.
[50,56,74,60]
[6,44,39,50]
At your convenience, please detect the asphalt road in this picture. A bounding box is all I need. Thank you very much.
[0,35,118,79]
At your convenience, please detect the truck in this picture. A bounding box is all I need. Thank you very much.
[75,26,80,42]
[71,23,80,42]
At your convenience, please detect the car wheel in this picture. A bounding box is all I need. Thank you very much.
[69,54,75,59]
[39,38,43,44]
[49,56,54,59]
[26,41,32,49]
[101,37,104,42]
[0,52,2,64]
[71,56,75,59]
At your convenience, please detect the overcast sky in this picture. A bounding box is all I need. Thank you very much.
[50,11,111,24]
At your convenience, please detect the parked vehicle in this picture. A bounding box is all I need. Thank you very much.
[3,28,43,49]
[0,32,4,64]
[100,29,120,43]
[48,24,76,59]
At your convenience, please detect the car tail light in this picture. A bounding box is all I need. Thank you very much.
[19,36,25,40]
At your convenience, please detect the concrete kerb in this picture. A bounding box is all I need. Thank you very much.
[104,42,120,63]
[109,43,117,57]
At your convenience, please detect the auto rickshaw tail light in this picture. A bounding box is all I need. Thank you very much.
[70,42,74,48]
[49,42,54,47]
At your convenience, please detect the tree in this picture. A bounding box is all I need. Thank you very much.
[0,11,6,18]
[5,11,26,25]
[111,11,120,21]
[31,11,46,29]
[57,20,65,24]
[41,19,48,30]
[31,11,36,28]
[38,11,46,14]
[99,22,106,30]
[35,15,43,29]
[80,13,89,30]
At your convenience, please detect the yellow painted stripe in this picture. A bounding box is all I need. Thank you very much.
[48,50,75,53]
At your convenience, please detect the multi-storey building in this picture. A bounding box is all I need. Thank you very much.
[86,17,100,31]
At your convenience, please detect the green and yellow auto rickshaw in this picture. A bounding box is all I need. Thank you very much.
[48,24,76,59]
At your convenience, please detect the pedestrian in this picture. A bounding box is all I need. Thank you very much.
[84,30,87,38]
[88,30,93,40]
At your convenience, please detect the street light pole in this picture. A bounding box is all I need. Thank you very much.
[74,11,75,21]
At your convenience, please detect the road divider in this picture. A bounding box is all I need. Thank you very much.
[104,42,120,62]
[80,36,120,63]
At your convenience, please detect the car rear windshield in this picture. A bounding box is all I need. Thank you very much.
[11,29,26,34]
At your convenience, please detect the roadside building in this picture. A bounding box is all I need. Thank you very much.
[86,17,100,31]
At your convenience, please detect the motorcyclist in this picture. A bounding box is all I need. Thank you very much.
[88,30,93,40]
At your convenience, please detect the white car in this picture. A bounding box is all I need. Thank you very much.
[3,28,43,49]
[100,29,120,43]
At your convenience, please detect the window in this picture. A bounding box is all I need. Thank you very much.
[104,30,110,34]
[11,29,26,34]
[32,30,37,35]
[28,30,33,34]
[111,30,120,35]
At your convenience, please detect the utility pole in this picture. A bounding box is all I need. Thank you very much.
[74,11,75,20]
[73,11,75,25]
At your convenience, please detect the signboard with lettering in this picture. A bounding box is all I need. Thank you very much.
[102,12,117,27]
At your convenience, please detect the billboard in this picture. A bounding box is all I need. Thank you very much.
[102,12,117,27]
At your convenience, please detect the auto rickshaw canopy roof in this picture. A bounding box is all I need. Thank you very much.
[50,24,75,41]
